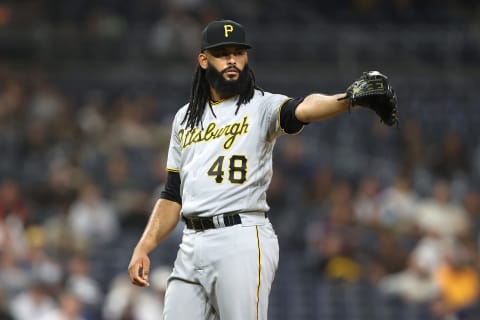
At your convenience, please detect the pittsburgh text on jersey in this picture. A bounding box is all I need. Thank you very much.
[178,116,249,150]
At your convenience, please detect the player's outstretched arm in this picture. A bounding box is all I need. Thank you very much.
[294,93,351,123]
[128,199,181,287]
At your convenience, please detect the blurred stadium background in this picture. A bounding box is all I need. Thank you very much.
[0,0,480,319]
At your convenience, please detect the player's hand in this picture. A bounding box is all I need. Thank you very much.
[128,248,151,287]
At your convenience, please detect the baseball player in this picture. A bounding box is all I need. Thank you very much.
[128,19,397,320]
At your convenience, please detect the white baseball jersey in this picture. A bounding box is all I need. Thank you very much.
[166,89,297,217]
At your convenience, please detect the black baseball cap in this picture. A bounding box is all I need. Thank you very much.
[201,19,252,51]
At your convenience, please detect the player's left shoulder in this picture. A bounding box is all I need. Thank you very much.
[254,90,287,104]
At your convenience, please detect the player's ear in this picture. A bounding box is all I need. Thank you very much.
[198,53,208,70]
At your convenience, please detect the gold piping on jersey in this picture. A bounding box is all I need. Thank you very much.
[177,116,249,150]
[209,95,235,106]
[166,168,180,173]
[277,98,305,135]
[255,226,262,320]
[209,98,226,106]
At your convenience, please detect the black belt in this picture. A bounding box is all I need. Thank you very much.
[183,214,242,231]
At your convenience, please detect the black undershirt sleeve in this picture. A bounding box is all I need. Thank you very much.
[159,171,182,205]
[279,97,309,134]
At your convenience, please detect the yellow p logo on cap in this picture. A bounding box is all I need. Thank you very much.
[224,24,233,38]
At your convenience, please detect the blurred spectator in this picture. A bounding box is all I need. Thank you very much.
[353,175,381,227]
[0,193,28,261]
[305,166,335,205]
[378,232,451,305]
[9,281,56,320]
[378,253,440,304]
[104,96,157,151]
[0,77,26,121]
[0,179,28,225]
[103,266,171,320]
[365,230,409,284]
[23,226,63,289]
[46,161,82,207]
[25,160,80,225]
[328,180,355,208]
[377,174,418,232]
[415,180,470,239]
[37,291,86,320]
[64,256,103,315]
[0,250,31,301]
[76,91,108,140]
[68,182,120,246]
[431,243,480,319]
[43,201,88,258]
[27,79,63,125]
[377,219,457,303]
[305,185,361,282]
[100,152,140,216]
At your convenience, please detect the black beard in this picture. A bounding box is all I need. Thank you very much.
[205,64,250,99]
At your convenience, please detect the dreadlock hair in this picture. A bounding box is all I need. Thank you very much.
[181,64,263,129]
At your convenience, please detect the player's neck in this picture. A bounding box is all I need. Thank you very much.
[209,89,236,104]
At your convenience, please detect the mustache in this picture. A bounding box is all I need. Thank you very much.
[222,66,241,74]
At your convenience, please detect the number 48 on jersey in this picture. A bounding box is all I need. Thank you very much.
[207,155,247,184]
